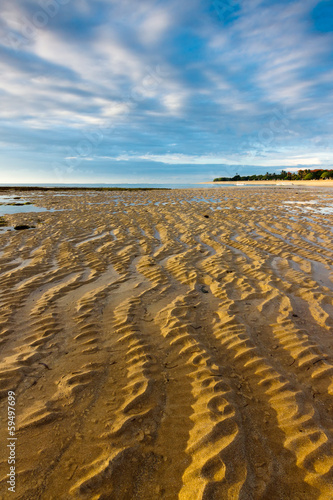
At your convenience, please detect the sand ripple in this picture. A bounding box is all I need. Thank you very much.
[0,187,332,499]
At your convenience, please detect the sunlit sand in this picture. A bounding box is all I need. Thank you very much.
[0,186,332,499]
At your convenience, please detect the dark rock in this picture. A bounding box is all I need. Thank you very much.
[6,202,31,206]
[204,215,209,218]
[14,225,35,230]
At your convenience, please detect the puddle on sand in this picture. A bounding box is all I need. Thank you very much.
[283,200,333,215]
[0,226,14,234]
[0,195,63,233]
[284,200,318,205]
[0,195,27,202]
[53,193,83,197]
[0,205,52,216]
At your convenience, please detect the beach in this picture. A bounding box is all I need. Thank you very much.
[0,186,333,499]
[203,180,333,187]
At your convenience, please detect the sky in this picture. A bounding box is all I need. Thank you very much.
[0,0,332,184]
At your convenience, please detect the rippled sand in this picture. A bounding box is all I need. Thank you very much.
[0,187,333,499]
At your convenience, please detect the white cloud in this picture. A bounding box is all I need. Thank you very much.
[162,92,185,115]
[99,153,240,164]
[95,150,333,168]
[140,8,170,44]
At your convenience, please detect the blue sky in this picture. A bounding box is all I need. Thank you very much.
[0,0,332,183]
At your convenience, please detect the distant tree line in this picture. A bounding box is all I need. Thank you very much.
[213,169,333,182]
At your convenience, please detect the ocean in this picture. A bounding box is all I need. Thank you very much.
[0,183,266,189]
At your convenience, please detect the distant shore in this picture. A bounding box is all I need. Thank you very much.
[201,180,333,187]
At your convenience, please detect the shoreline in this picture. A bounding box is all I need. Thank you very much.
[201,180,333,187]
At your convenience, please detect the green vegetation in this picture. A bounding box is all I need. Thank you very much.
[214,169,333,182]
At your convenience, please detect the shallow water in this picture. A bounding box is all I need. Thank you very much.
[284,200,333,215]
[0,205,52,216]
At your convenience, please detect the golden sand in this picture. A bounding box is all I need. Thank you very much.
[0,187,333,499]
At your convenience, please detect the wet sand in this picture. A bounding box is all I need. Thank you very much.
[0,187,333,499]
